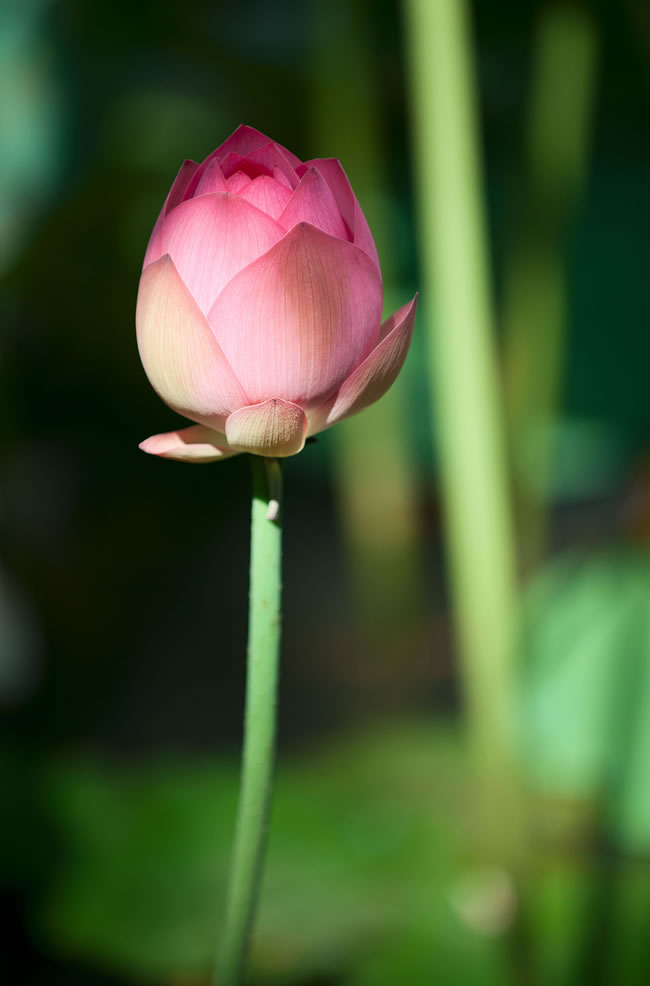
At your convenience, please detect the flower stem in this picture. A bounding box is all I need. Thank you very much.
[217,456,282,986]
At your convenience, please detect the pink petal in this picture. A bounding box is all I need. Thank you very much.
[225,399,307,457]
[190,127,283,190]
[352,199,381,272]
[272,166,293,190]
[143,204,165,267]
[193,158,228,196]
[304,158,380,272]
[143,160,200,267]
[278,167,349,240]
[245,143,300,188]
[267,139,302,171]
[160,193,285,315]
[139,425,239,462]
[226,171,253,194]
[238,176,293,220]
[213,124,272,160]
[219,152,268,181]
[136,255,248,430]
[304,158,355,228]
[324,295,417,426]
[208,222,383,407]
[166,159,201,213]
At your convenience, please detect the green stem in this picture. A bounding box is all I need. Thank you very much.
[217,456,283,986]
[404,0,522,857]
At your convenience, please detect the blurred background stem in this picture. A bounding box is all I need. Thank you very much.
[502,4,598,566]
[217,459,282,986]
[310,0,425,682]
[503,10,601,985]
[404,0,523,863]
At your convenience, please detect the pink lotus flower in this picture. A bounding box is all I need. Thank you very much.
[137,125,416,461]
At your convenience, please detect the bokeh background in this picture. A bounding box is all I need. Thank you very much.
[3,0,650,983]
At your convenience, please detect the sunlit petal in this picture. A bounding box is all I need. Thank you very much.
[208,223,383,407]
[225,399,307,457]
[136,255,248,429]
[160,193,285,314]
[139,425,239,462]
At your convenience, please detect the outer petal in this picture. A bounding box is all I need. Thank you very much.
[136,256,248,429]
[143,205,165,267]
[304,157,354,228]
[139,425,239,462]
[323,295,417,427]
[166,159,201,212]
[213,124,272,160]
[266,139,302,171]
[208,222,383,407]
[352,198,381,273]
[225,399,307,457]
[160,193,285,315]
[278,167,349,240]
[238,175,292,220]
[143,160,200,267]
[304,158,380,272]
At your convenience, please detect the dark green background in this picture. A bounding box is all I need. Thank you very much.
[2,1,650,983]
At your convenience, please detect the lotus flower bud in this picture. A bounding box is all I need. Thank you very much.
[136,125,416,461]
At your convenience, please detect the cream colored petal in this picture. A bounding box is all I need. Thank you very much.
[139,425,239,463]
[225,399,307,457]
[136,256,248,431]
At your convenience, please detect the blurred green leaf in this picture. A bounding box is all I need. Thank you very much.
[518,549,650,850]
[38,725,508,984]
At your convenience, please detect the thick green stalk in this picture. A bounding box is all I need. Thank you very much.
[217,457,282,986]
[404,0,522,855]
